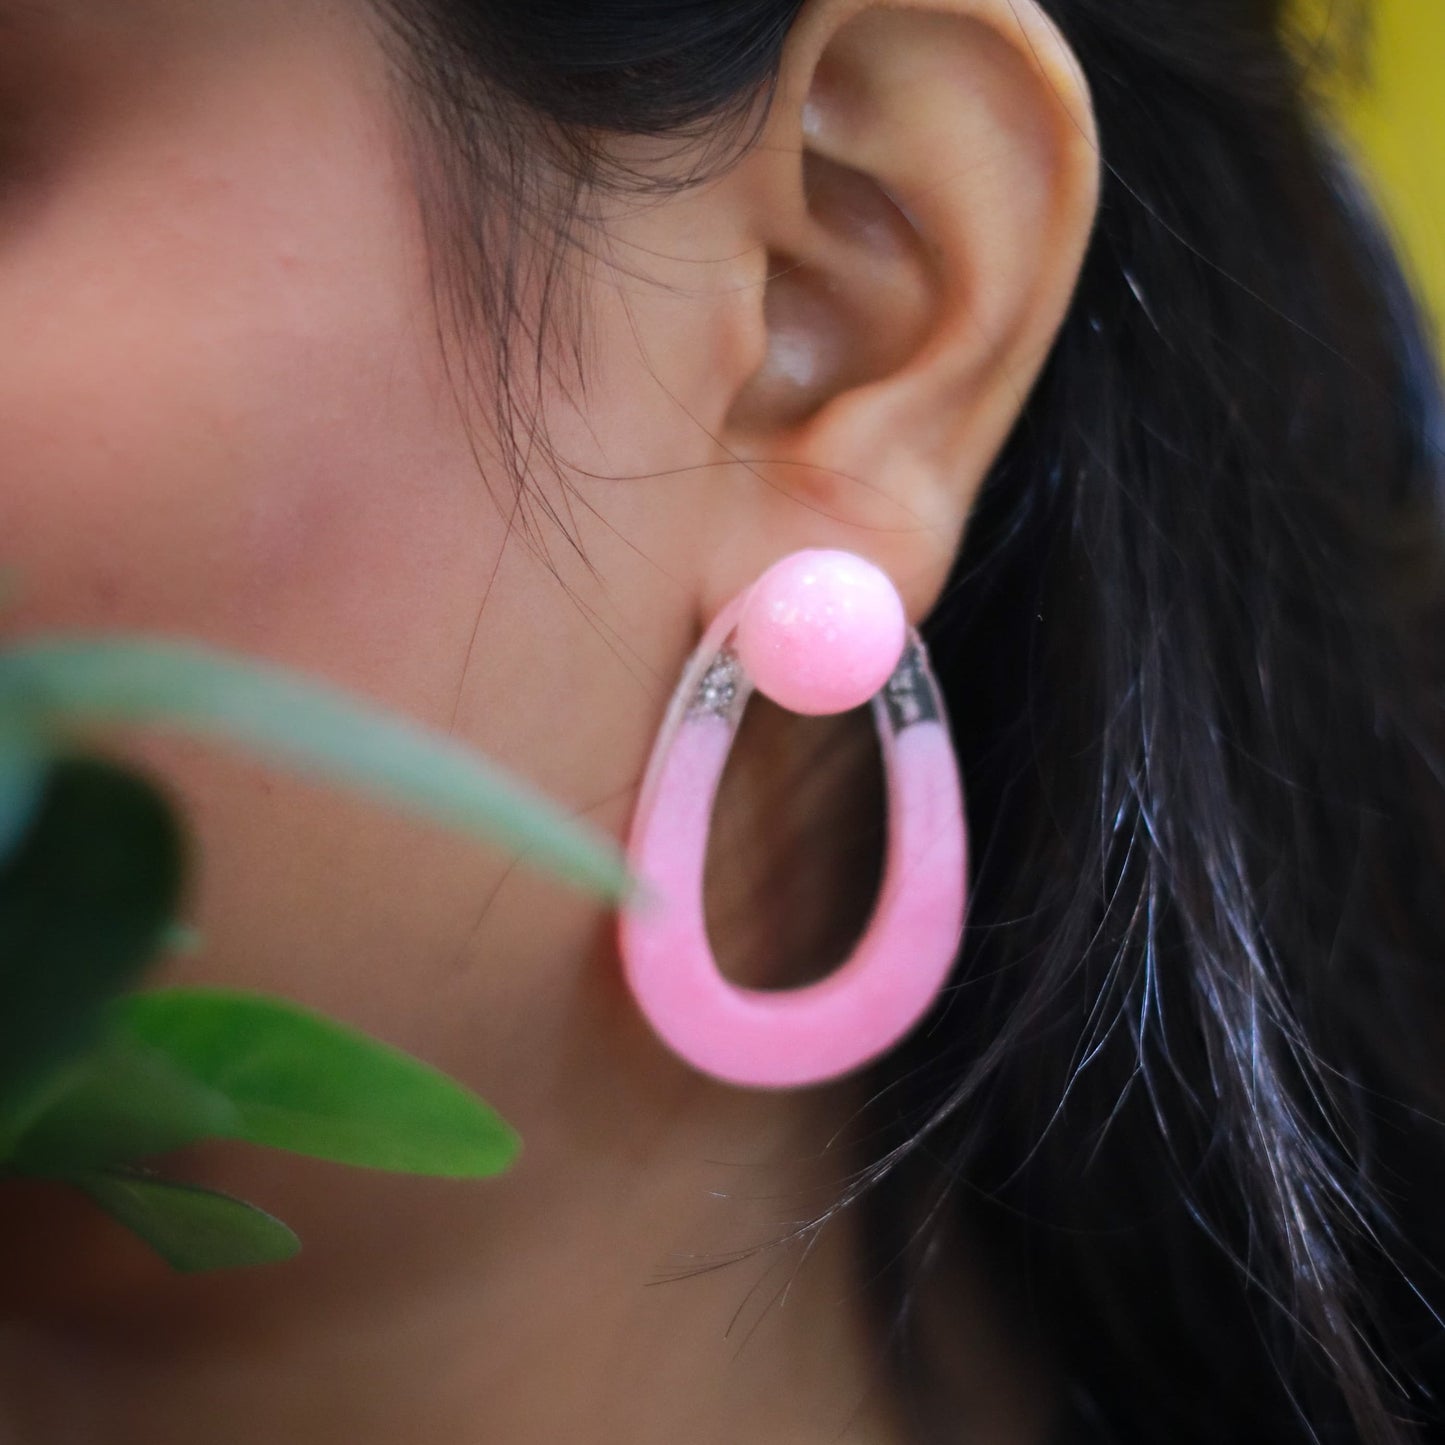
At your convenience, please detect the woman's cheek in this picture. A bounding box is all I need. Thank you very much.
[0,18,481,688]
[0,263,488,704]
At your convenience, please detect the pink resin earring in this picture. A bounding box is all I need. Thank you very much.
[618,549,968,1089]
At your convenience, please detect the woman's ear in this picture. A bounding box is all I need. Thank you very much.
[629,0,1099,623]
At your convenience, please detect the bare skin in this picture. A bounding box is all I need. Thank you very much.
[0,0,1097,1439]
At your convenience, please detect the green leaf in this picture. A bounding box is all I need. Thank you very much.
[116,988,521,1177]
[76,1170,299,1273]
[0,757,185,1093]
[0,728,48,865]
[2,1033,240,1173]
[0,637,631,902]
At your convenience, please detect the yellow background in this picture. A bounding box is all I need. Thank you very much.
[1325,0,1445,339]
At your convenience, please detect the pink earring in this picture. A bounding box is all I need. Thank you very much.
[618,549,968,1089]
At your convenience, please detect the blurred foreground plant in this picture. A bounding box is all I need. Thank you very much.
[0,608,630,1272]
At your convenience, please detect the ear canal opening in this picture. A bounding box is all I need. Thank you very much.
[704,693,886,991]
[726,148,934,440]
[727,246,832,435]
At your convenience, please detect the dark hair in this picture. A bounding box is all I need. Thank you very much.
[374,1,1445,1439]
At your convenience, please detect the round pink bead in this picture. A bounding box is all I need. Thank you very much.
[734,550,907,716]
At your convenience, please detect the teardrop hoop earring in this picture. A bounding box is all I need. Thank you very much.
[618,549,969,1090]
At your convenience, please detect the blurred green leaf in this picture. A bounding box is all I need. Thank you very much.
[0,730,48,865]
[0,757,184,1094]
[0,637,630,901]
[3,1033,239,1173]
[117,988,520,1177]
[76,1170,299,1273]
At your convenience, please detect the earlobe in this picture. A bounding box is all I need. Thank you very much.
[707,0,1099,620]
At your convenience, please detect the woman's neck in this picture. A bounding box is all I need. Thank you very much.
[0,1074,908,1443]
[0,1064,1051,1445]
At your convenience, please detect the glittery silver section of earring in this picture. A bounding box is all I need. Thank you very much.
[881,640,942,731]
[688,647,746,722]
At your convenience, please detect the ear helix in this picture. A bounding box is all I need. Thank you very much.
[617,549,969,1090]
